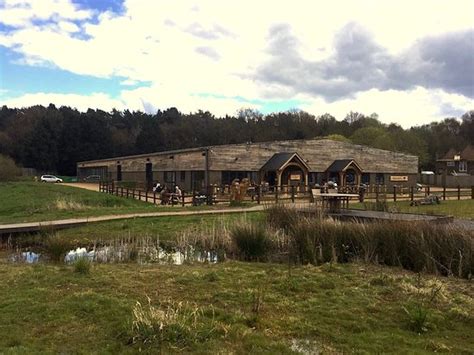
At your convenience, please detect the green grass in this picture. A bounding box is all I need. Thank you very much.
[0,261,472,353]
[352,199,474,219]
[0,182,247,224]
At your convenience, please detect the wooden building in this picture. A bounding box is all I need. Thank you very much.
[77,138,418,190]
[436,145,474,176]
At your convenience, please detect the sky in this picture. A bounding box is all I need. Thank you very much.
[0,0,473,128]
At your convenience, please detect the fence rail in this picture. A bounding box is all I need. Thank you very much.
[99,181,474,206]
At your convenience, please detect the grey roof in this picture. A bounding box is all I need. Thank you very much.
[326,159,362,173]
[260,152,309,171]
[261,153,294,171]
[78,138,418,174]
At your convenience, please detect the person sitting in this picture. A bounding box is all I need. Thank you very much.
[153,182,163,193]
[175,184,182,198]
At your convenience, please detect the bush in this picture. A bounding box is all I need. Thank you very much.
[231,223,270,261]
[0,154,21,181]
[74,257,91,275]
[43,234,73,263]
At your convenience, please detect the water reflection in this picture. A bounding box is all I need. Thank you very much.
[10,245,222,265]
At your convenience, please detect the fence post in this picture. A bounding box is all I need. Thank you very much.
[291,185,295,203]
[471,186,474,200]
[458,185,461,200]
[145,190,148,202]
[275,186,279,203]
[375,185,379,203]
[126,188,129,198]
[153,191,156,204]
[443,186,446,201]
[393,185,397,202]
[256,185,261,204]
[132,189,135,200]
[410,186,414,202]
[138,190,141,201]
[116,186,119,196]
[182,190,185,207]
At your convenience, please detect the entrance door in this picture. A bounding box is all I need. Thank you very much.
[117,165,122,181]
[145,163,153,190]
[281,166,304,186]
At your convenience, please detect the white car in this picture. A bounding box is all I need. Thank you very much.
[40,175,63,183]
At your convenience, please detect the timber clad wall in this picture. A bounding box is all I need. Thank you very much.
[77,138,418,188]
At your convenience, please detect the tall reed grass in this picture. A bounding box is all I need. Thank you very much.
[267,206,473,278]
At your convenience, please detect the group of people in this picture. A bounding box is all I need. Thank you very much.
[152,182,182,205]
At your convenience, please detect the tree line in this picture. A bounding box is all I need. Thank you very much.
[0,104,472,176]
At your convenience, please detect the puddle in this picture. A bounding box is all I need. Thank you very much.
[9,245,222,265]
[11,251,41,264]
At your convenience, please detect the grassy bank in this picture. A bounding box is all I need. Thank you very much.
[0,261,472,353]
[0,182,234,224]
[37,212,264,244]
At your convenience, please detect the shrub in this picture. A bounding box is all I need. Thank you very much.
[43,234,73,263]
[230,223,270,261]
[74,257,91,274]
[0,154,21,181]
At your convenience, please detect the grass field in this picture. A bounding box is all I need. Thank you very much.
[0,182,227,224]
[1,183,473,353]
[0,261,472,353]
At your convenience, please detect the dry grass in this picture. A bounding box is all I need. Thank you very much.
[51,197,89,211]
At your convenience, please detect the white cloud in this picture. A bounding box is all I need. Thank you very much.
[0,0,92,27]
[0,0,472,126]
[1,92,125,112]
[299,87,473,128]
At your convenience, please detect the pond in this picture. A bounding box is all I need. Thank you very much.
[7,243,223,265]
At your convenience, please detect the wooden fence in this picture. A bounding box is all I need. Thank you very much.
[99,181,474,206]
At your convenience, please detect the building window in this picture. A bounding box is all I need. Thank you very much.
[459,161,467,172]
[164,171,175,183]
[361,173,370,185]
[180,171,186,181]
[375,173,384,185]
[447,161,455,167]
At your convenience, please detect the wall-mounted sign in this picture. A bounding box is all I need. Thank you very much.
[290,174,301,180]
[390,175,408,182]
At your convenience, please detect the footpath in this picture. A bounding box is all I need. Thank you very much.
[0,205,267,235]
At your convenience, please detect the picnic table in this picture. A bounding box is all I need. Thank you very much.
[319,193,360,213]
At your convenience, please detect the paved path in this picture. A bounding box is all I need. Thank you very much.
[0,205,269,235]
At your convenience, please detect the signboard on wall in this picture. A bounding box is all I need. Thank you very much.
[290,174,301,180]
[390,175,408,182]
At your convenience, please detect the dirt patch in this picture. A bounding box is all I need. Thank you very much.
[64,183,100,192]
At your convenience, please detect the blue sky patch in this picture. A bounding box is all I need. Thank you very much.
[193,93,306,113]
[0,46,150,99]
[73,0,124,15]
